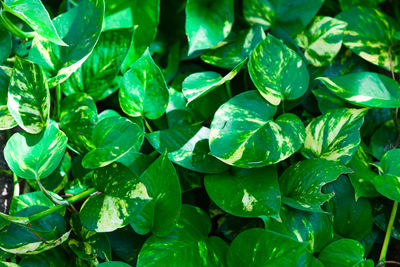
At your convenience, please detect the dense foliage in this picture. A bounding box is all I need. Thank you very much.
[1,0,400,266]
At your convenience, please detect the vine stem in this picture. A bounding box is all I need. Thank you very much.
[143,118,153,133]
[55,84,62,121]
[225,81,232,99]
[379,201,398,266]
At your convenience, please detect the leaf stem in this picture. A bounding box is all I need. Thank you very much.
[379,201,398,265]
[0,8,36,40]
[55,84,62,121]
[225,81,232,99]
[144,118,153,133]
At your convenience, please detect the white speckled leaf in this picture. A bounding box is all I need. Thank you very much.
[243,0,275,29]
[4,121,68,180]
[7,58,50,134]
[248,34,309,105]
[280,159,352,212]
[302,108,367,164]
[0,66,16,130]
[295,16,347,67]
[209,91,305,168]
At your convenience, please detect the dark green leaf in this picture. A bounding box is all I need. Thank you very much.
[318,239,368,267]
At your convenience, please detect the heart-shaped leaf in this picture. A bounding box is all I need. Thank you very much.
[248,34,309,105]
[318,72,400,108]
[279,159,351,212]
[318,239,368,267]
[204,166,280,218]
[209,91,305,168]
[119,49,169,119]
[4,121,68,180]
[302,108,367,164]
[7,58,50,134]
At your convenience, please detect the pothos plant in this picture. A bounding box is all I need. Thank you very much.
[0,0,400,266]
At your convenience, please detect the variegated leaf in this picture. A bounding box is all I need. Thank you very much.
[204,166,280,218]
[28,0,105,87]
[279,159,351,212]
[337,7,400,71]
[201,26,265,69]
[82,117,144,169]
[185,0,234,55]
[3,0,66,45]
[318,72,400,108]
[302,108,367,164]
[248,34,309,105]
[119,49,169,119]
[61,29,133,101]
[209,91,305,168]
[295,16,347,67]
[242,0,275,29]
[4,121,68,180]
[182,59,246,104]
[0,66,16,130]
[7,58,50,134]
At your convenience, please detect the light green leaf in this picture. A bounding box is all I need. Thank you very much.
[209,91,305,168]
[82,117,144,169]
[7,58,50,134]
[28,0,105,87]
[60,93,98,154]
[2,0,66,45]
[318,72,400,108]
[248,34,309,105]
[265,206,334,252]
[279,159,351,212]
[227,228,308,266]
[185,0,234,55]
[131,154,181,237]
[61,29,132,101]
[302,108,367,164]
[372,149,400,202]
[201,26,265,69]
[147,124,228,174]
[295,16,347,67]
[337,6,400,71]
[182,60,246,104]
[119,49,169,119]
[0,66,16,130]
[318,239,367,267]
[137,205,228,267]
[4,121,68,180]
[243,0,275,29]
[204,166,280,218]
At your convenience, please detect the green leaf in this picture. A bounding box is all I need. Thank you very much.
[204,166,280,218]
[324,176,373,240]
[265,206,334,252]
[201,26,265,69]
[248,34,309,105]
[337,6,400,71]
[0,24,11,63]
[372,149,400,202]
[0,206,69,254]
[295,16,347,67]
[227,228,308,266]
[4,121,68,180]
[82,117,144,169]
[243,0,275,29]
[312,86,353,114]
[347,145,379,199]
[130,155,181,237]
[7,58,50,134]
[302,108,367,164]
[185,0,234,55]
[318,72,400,108]
[147,124,228,173]
[28,0,105,87]
[370,120,397,160]
[137,205,228,267]
[318,239,368,267]
[61,29,132,101]
[209,91,305,168]
[60,93,98,154]
[96,262,131,267]
[80,163,151,232]
[119,49,169,119]
[9,191,64,216]
[279,159,351,212]
[0,66,16,130]
[182,60,246,104]
[2,0,66,45]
